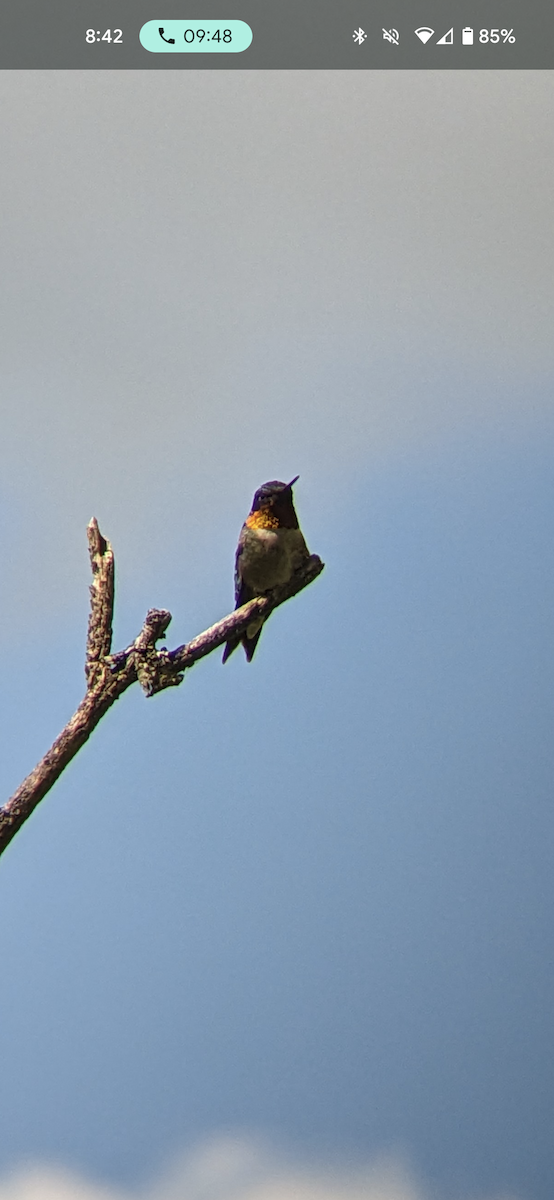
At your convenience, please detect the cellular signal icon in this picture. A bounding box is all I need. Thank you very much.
[415,27,434,43]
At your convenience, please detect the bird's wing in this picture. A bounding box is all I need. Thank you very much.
[234,530,252,608]
[222,531,253,664]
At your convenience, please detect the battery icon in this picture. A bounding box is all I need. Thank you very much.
[462,27,474,44]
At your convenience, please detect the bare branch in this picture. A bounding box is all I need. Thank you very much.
[0,525,323,859]
[106,555,325,696]
[167,554,324,675]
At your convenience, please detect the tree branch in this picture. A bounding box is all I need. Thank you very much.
[0,523,324,858]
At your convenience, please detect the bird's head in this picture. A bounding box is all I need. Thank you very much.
[248,477,300,530]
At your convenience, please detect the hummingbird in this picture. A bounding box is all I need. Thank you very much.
[222,477,310,663]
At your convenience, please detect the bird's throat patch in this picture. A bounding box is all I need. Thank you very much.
[246,508,280,531]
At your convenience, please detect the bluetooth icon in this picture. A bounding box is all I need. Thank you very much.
[352,27,367,44]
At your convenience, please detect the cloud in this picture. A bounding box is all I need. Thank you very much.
[0,1163,127,1200]
[0,1137,520,1200]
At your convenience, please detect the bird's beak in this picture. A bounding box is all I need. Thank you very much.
[287,475,299,489]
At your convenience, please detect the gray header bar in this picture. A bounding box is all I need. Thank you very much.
[0,0,551,68]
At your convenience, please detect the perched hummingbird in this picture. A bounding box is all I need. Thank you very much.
[222,477,310,663]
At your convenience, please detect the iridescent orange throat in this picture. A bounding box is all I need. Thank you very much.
[246,507,280,531]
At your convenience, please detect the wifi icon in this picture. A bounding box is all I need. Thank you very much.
[415,26,434,43]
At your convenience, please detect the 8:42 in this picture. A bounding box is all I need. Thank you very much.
[85,29,123,43]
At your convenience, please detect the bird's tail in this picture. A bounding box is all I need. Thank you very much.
[243,627,263,661]
[222,624,263,663]
[222,637,240,663]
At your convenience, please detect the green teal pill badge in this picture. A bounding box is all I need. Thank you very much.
[139,20,253,52]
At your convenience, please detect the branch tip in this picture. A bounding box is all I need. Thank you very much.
[87,516,111,562]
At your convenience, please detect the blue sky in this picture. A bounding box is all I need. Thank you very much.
[0,71,553,1200]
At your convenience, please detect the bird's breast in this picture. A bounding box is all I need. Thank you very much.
[239,526,306,592]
